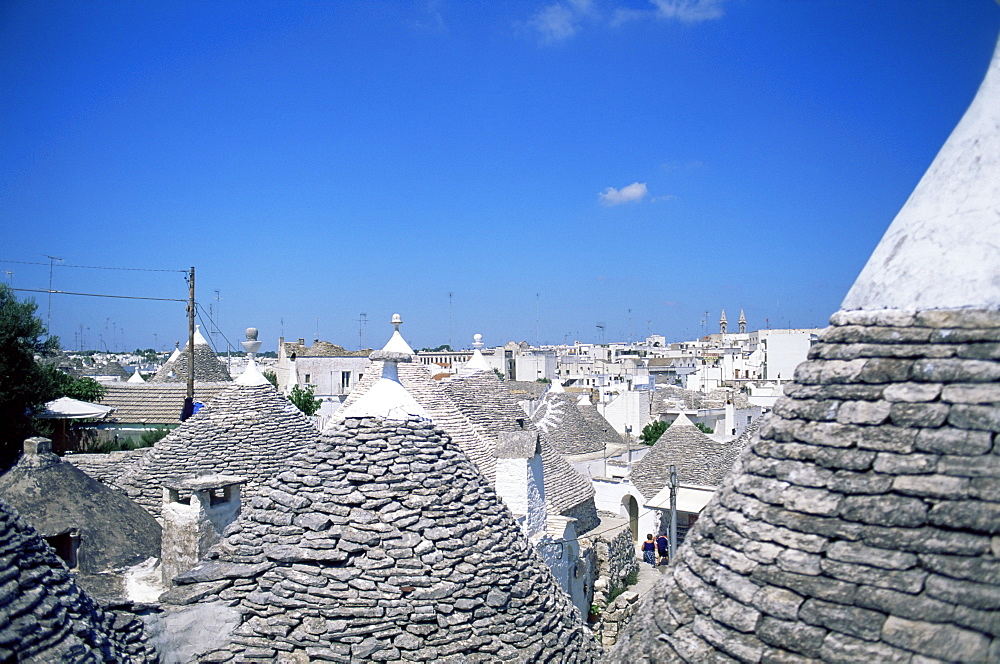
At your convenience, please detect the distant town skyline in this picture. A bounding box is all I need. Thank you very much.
[3,1,998,352]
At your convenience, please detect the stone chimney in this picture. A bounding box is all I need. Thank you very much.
[18,437,61,469]
[495,429,547,539]
[160,473,246,585]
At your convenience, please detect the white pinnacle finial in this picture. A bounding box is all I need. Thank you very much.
[340,352,429,421]
[235,325,270,386]
[463,333,489,373]
[382,314,414,354]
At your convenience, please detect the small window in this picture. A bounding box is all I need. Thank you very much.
[45,529,80,569]
[304,374,311,384]
[341,371,351,389]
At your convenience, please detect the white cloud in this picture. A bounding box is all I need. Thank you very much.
[650,0,727,23]
[526,0,726,43]
[599,182,649,206]
[525,0,596,43]
[614,0,728,27]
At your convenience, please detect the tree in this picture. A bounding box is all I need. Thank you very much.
[288,383,322,417]
[0,284,61,468]
[695,422,714,434]
[639,420,669,446]
[262,370,278,388]
[42,365,106,403]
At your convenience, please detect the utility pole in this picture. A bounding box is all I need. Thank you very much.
[187,267,195,400]
[669,464,678,561]
[44,255,62,337]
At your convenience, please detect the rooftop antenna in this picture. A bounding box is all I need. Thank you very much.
[448,292,453,349]
[3,270,12,287]
[212,289,222,352]
[43,255,62,337]
[314,317,320,343]
[596,322,605,345]
[627,308,632,343]
[535,293,540,347]
[359,312,367,350]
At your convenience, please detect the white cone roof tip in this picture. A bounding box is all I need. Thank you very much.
[167,346,181,363]
[339,360,430,422]
[192,324,210,346]
[235,357,272,386]
[548,379,565,394]
[672,412,696,427]
[127,366,145,383]
[382,329,414,355]
[842,35,1000,311]
[464,348,490,373]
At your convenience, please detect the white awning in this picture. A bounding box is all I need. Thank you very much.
[36,396,115,420]
[644,483,716,514]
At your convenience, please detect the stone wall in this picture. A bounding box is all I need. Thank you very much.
[588,522,638,612]
[594,589,640,648]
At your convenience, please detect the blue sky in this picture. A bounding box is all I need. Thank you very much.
[2,1,998,353]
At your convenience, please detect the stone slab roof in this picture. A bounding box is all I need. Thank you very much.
[281,339,371,357]
[707,418,761,487]
[630,422,728,500]
[337,360,498,482]
[653,386,725,412]
[612,309,1000,663]
[112,383,318,521]
[65,448,148,487]
[578,400,626,447]
[99,382,231,425]
[532,391,613,455]
[0,438,162,604]
[0,497,155,662]
[441,371,599,532]
[149,340,232,383]
[505,380,550,399]
[163,415,599,662]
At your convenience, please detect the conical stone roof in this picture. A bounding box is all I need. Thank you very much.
[0,497,155,663]
[441,371,600,532]
[0,437,162,603]
[113,383,318,520]
[337,359,499,481]
[149,326,232,383]
[577,398,625,448]
[630,416,728,500]
[531,390,614,455]
[163,414,599,662]
[611,31,1000,664]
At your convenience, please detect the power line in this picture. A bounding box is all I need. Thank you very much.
[0,259,186,273]
[11,288,186,302]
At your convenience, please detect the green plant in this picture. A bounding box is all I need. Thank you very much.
[139,426,170,446]
[696,422,714,434]
[492,368,505,381]
[536,377,551,383]
[262,370,278,388]
[589,604,603,616]
[639,420,669,445]
[606,566,639,605]
[0,284,60,468]
[288,383,322,416]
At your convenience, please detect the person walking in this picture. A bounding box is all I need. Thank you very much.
[656,533,669,565]
[641,534,656,567]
